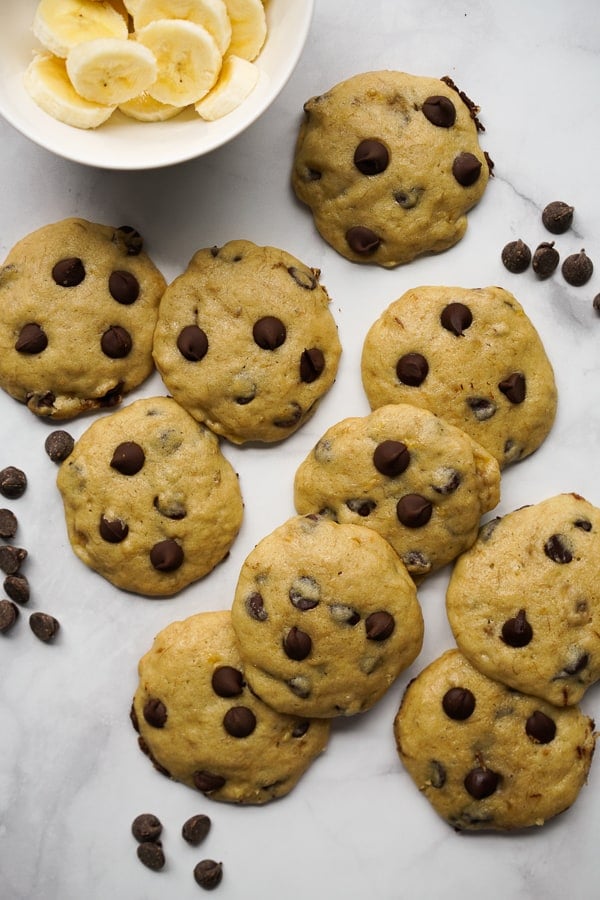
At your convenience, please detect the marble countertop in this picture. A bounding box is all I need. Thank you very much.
[1,1,600,898]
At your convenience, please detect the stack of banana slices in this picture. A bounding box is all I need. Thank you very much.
[24,0,267,129]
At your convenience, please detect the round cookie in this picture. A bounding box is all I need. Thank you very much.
[361,285,557,468]
[292,70,491,267]
[152,240,342,444]
[0,218,166,419]
[394,649,596,831]
[293,403,500,580]
[446,493,600,706]
[56,396,243,597]
[230,514,424,717]
[131,610,330,804]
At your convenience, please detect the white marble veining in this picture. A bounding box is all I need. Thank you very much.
[1,2,600,898]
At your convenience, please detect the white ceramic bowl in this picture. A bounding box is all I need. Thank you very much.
[0,1,314,170]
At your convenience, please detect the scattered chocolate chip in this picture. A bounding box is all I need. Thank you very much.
[193,859,223,890]
[110,441,145,475]
[593,294,600,314]
[150,539,184,572]
[253,316,286,350]
[467,397,496,421]
[108,270,140,304]
[136,841,165,871]
[211,666,245,698]
[246,591,267,621]
[0,467,27,499]
[464,767,500,799]
[143,698,167,728]
[501,239,531,274]
[289,576,320,611]
[525,710,556,744]
[114,225,143,256]
[452,152,482,186]
[182,814,211,846]
[52,257,85,287]
[442,687,476,720]
[99,515,129,543]
[562,249,593,286]
[177,325,209,361]
[532,241,559,279]
[15,323,47,354]
[353,139,390,175]
[193,771,226,793]
[101,325,132,358]
[0,508,17,540]
[501,609,533,647]
[4,574,29,604]
[440,302,473,336]
[396,494,432,528]
[288,266,318,290]
[365,610,395,641]
[373,440,410,477]
[422,95,456,127]
[544,533,572,564]
[29,611,59,642]
[498,372,526,404]
[44,430,75,462]
[0,599,19,633]
[542,201,574,234]
[0,545,27,575]
[283,626,312,660]
[223,706,256,738]
[300,348,325,383]
[345,498,376,516]
[345,225,381,255]
[396,352,428,386]
[131,813,163,843]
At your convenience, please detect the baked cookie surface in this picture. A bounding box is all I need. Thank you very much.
[230,515,424,717]
[292,70,491,267]
[131,610,330,804]
[152,240,342,444]
[0,218,166,419]
[57,396,243,597]
[446,494,600,705]
[394,649,595,831]
[361,285,557,467]
[293,403,500,580]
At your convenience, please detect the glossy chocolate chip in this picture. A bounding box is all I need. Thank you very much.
[110,441,145,475]
[212,666,245,697]
[501,609,533,647]
[143,698,167,728]
[44,430,74,462]
[253,316,286,350]
[223,706,256,738]
[99,515,129,543]
[525,710,556,744]
[422,95,456,127]
[150,539,184,572]
[345,225,381,255]
[396,352,429,386]
[373,440,410,476]
[131,813,162,843]
[353,139,390,175]
[15,323,47,354]
[108,270,139,304]
[464,767,500,799]
[498,372,526,404]
[182,814,211,846]
[562,249,594,286]
[501,239,531,274]
[300,348,325,383]
[114,225,143,255]
[288,266,318,290]
[396,494,433,528]
[467,397,496,421]
[542,201,574,234]
[246,591,268,621]
[532,242,559,278]
[289,576,320,610]
[544,534,572,564]
[441,302,473,335]
[52,257,85,287]
[365,611,395,641]
[193,860,223,890]
[101,325,131,358]
[193,770,226,793]
[283,626,312,661]
[136,842,165,871]
[0,599,19,633]
[177,324,209,361]
[442,687,476,720]
[0,467,27,499]
[29,611,60,642]
[452,152,482,186]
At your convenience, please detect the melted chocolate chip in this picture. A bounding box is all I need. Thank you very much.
[212,666,245,697]
[396,494,432,527]
[150,539,184,572]
[292,721,310,738]
[329,604,360,626]
[501,609,533,647]
[131,813,163,843]
[193,770,226,793]
[394,188,422,209]
[143,698,167,728]
[223,706,256,738]
[253,316,286,350]
[365,611,395,641]
[464,767,500,799]
[287,675,311,698]
[442,687,476,720]
[542,201,574,234]
[114,225,143,255]
[101,325,132,358]
[182,814,211,846]
[532,242,559,279]
[440,302,473,336]
[300,348,325,383]
[574,518,592,532]
[108,270,139,305]
[110,441,145,475]
[452,152,482,186]
[561,652,589,676]
[246,591,268,621]
[29,611,59,642]
[99,515,129,543]
[273,403,302,428]
[544,533,572,564]
[467,397,496,421]
[562,249,594,286]
[288,266,318,290]
[177,324,209,361]
[422,95,456,127]
[346,225,381,255]
[353,139,390,175]
[193,860,223,890]
[525,710,556,744]
[501,239,531,274]
[431,468,461,494]
[52,257,85,287]
[15,323,47,354]
[373,440,410,477]
[283,626,312,660]
[396,352,429,386]
[289,576,320,611]
[346,498,376,516]
[498,372,526,404]
[153,496,186,520]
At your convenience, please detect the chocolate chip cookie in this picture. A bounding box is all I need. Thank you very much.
[292,70,491,267]
[446,493,600,706]
[230,514,424,717]
[57,396,243,597]
[152,240,342,444]
[394,649,595,831]
[293,403,500,580]
[361,285,557,467]
[0,218,166,418]
[131,610,330,804]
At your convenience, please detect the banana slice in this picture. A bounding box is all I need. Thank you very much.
[33,0,129,58]
[195,54,258,120]
[24,52,116,129]
[133,0,232,54]
[136,20,222,107]
[223,0,266,61]
[119,91,182,121]
[66,37,157,105]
